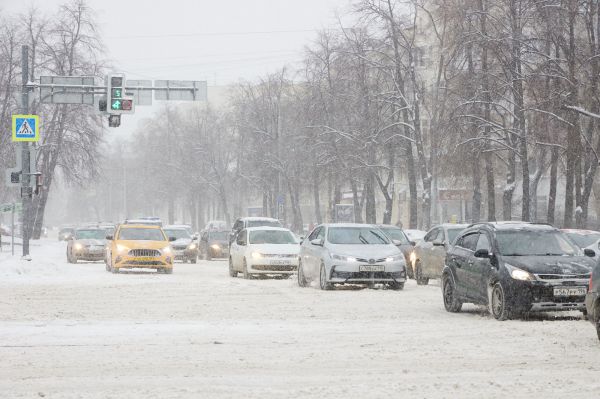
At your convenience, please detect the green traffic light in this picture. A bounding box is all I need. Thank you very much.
[111,99,121,110]
[112,88,122,98]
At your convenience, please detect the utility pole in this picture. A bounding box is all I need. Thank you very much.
[21,45,31,258]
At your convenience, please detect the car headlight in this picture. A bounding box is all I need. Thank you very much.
[188,243,197,250]
[505,264,535,281]
[116,244,129,253]
[162,246,172,255]
[252,251,263,259]
[386,255,404,262]
[211,244,221,250]
[331,254,357,262]
[74,243,83,250]
[409,251,416,264]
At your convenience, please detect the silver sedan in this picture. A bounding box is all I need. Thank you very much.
[298,223,407,290]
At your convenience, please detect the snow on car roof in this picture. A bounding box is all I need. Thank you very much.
[240,217,279,221]
[245,226,290,231]
[120,224,161,229]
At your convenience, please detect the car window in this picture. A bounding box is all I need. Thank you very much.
[163,229,190,240]
[458,232,479,251]
[475,233,491,252]
[74,229,106,240]
[424,228,439,242]
[446,228,464,244]
[236,230,247,246]
[233,220,243,232]
[249,230,296,244]
[247,220,282,228]
[380,227,410,244]
[496,230,580,256]
[308,226,322,241]
[316,227,326,241]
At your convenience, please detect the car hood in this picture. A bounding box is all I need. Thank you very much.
[502,255,595,275]
[326,244,401,259]
[75,239,106,246]
[116,240,169,250]
[171,238,192,246]
[249,244,300,255]
[208,240,228,246]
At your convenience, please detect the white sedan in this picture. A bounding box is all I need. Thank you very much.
[229,227,300,279]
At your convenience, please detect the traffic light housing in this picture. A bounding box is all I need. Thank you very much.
[106,73,134,114]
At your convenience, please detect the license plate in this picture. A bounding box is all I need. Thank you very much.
[271,260,291,266]
[553,287,587,297]
[360,265,384,272]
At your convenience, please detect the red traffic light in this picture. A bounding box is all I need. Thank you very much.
[121,99,133,111]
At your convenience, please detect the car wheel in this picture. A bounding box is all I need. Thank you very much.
[415,261,429,285]
[243,258,251,279]
[297,259,308,287]
[190,257,197,264]
[229,257,237,277]
[111,266,119,274]
[388,282,404,290]
[442,275,462,313]
[596,319,600,342]
[319,262,333,290]
[165,267,173,274]
[490,282,515,320]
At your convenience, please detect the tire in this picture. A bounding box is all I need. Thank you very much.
[596,320,600,342]
[242,258,251,279]
[442,275,462,313]
[207,250,212,261]
[415,261,429,285]
[297,259,308,287]
[490,282,515,321]
[165,267,173,274]
[229,257,237,277]
[111,266,119,274]
[190,257,197,264]
[388,282,404,291]
[319,262,333,290]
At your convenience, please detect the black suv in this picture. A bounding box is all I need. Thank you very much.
[442,222,595,320]
[585,263,600,341]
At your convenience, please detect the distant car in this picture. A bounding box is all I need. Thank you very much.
[105,224,174,274]
[298,223,406,290]
[163,225,198,263]
[562,229,600,260]
[443,222,595,320]
[585,263,600,341]
[377,224,415,278]
[66,227,107,263]
[411,224,468,285]
[229,227,300,278]
[230,217,283,243]
[200,229,229,260]
[58,227,75,241]
[205,220,228,231]
[403,229,426,243]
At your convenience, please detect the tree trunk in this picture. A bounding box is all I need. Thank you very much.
[547,147,559,225]
[313,168,322,224]
[472,156,482,222]
[503,153,516,220]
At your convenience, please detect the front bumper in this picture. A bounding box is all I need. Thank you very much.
[505,278,589,313]
[208,246,229,258]
[114,255,172,269]
[73,248,105,261]
[248,257,299,274]
[173,248,198,261]
[329,261,406,283]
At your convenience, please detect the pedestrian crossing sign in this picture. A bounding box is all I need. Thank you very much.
[12,114,39,142]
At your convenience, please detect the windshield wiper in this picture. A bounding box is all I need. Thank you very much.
[502,253,527,256]
[358,234,369,244]
[370,230,388,244]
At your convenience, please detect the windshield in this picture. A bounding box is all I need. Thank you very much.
[447,228,464,244]
[380,228,409,244]
[247,220,282,228]
[496,230,581,256]
[74,229,106,240]
[118,228,166,241]
[59,228,74,235]
[209,231,229,241]
[163,229,190,240]
[565,232,600,249]
[249,230,296,244]
[328,227,390,245]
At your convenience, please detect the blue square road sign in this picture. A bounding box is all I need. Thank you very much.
[12,114,40,142]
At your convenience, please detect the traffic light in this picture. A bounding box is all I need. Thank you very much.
[106,73,134,114]
[108,114,121,127]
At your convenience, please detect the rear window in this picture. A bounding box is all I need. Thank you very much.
[249,230,296,244]
[565,232,600,249]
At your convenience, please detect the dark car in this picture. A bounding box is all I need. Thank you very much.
[200,229,230,260]
[230,217,283,244]
[66,228,107,263]
[585,263,600,341]
[377,224,415,278]
[442,222,595,320]
[58,227,75,241]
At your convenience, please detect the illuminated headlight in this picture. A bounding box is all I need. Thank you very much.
[188,243,197,250]
[252,251,263,259]
[116,244,129,253]
[74,243,83,250]
[386,255,404,263]
[409,251,416,264]
[331,254,357,262]
[506,264,535,281]
[162,246,172,255]
[211,244,220,250]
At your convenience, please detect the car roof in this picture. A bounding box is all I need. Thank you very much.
[119,224,161,229]
[163,225,191,230]
[240,217,280,221]
[376,224,403,229]
[245,226,290,232]
[469,221,556,231]
[561,229,600,235]
[320,223,379,228]
[432,224,469,229]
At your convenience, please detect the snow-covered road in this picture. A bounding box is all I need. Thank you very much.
[1,240,599,398]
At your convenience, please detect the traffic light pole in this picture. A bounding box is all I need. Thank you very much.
[21,45,31,258]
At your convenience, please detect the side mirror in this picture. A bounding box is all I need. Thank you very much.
[432,239,445,247]
[392,239,402,246]
[106,235,113,241]
[67,235,74,240]
[192,235,198,240]
[310,238,323,246]
[409,241,416,246]
[474,249,491,258]
[584,248,596,257]
[169,237,176,242]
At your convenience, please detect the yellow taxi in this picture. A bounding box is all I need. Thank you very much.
[105,224,174,274]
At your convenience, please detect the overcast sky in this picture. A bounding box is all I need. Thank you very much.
[1,0,353,138]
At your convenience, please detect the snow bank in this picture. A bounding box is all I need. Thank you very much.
[0,240,79,281]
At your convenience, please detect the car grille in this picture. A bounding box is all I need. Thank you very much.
[356,257,387,264]
[535,273,590,281]
[260,254,297,258]
[172,245,187,250]
[253,265,297,271]
[128,249,161,257]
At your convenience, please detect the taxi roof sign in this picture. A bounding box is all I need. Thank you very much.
[12,115,39,142]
